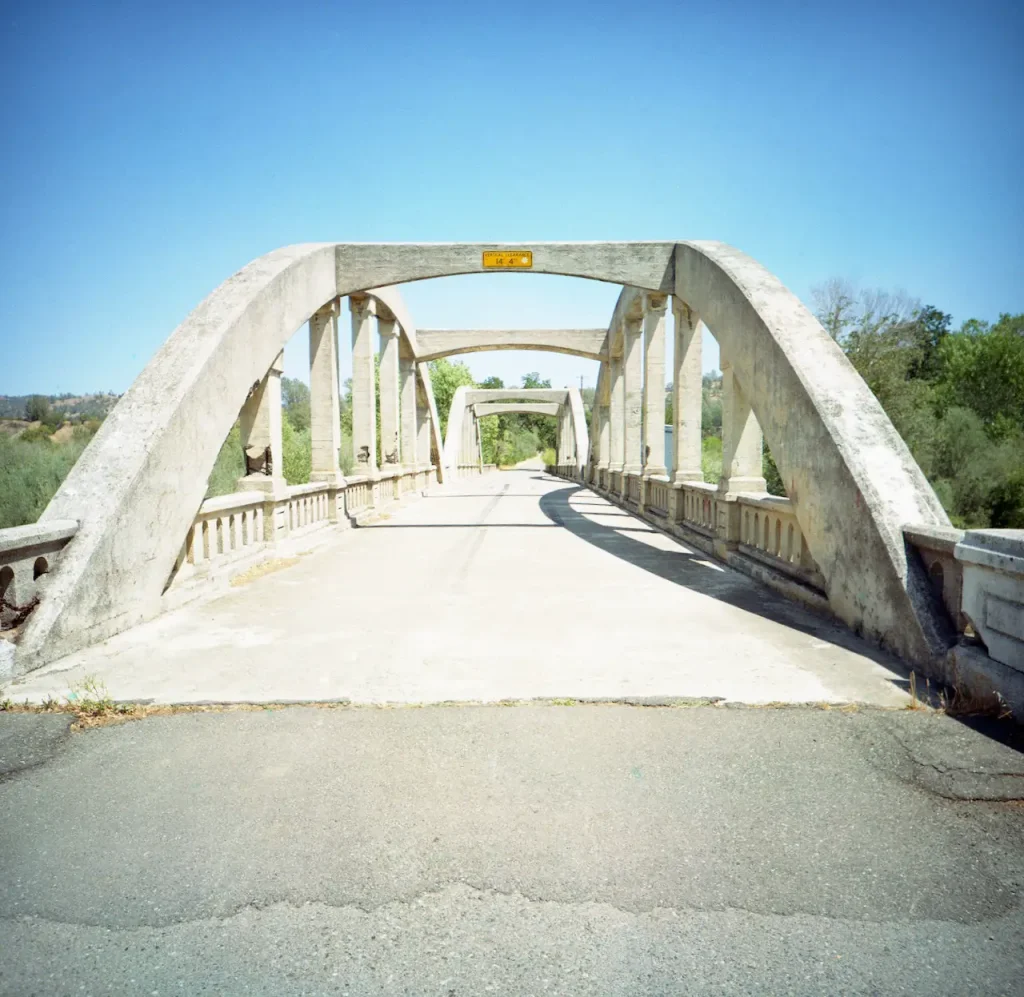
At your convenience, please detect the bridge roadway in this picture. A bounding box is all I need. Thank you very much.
[5,467,1024,994]
[10,463,912,707]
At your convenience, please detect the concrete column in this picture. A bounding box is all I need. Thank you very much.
[642,294,668,477]
[719,359,767,495]
[595,364,610,471]
[461,407,475,465]
[349,295,377,475]
[672,299,703,483]
[309,299,343,484]
[556,405,568,464]
[608,350,624,472]
[399,353,418,470]
[622,313,643,475]
[378,314,401,468]
[238,350,286,494]
[415,374,432,468]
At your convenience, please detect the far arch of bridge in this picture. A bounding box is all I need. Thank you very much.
[415,328,608,363]
[473,402,561,418]
[20,240,949,675]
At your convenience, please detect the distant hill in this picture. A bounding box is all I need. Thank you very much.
[0,392,120,420]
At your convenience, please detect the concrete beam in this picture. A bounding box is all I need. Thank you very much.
[463,388,568,406]
[416,329,608,362]
[474,402,560,418]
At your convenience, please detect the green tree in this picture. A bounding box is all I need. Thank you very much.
[937,313,1024,437]
[24,395,51,424]
[428,358,476,437]
[281,377,311,432]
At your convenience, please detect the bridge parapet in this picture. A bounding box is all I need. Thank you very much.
[0,520,79,676]
[574,467,828,613]
[161,466,446,612]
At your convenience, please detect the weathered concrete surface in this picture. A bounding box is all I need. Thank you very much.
[675,242,950,668]
[9,469,912,707]
[1,705,1022,994]
[957,528,1024,672]
[417,327,609,361]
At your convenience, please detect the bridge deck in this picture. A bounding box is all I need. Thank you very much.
[11,465,912,706]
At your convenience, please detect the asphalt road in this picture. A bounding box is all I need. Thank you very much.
[2,705,1023,996]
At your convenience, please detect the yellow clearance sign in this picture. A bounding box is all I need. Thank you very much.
[482,250,533,269]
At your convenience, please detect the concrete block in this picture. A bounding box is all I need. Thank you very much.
[956,529,1024,673]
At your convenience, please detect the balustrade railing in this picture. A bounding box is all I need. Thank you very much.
[1,521,79,637]
[646,477,670,517]
[678,481,719,536]
[626,473,641,504]
[167,465,444,594]
[178,491,266,581]
[735,493,826,591]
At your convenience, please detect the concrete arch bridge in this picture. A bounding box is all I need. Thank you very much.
[2,243,1020,712]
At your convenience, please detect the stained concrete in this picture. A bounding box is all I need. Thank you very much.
[1,704,1022,994]
[9,468,913,707]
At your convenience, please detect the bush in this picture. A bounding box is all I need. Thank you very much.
[541,447,556,466]
[206,424,245,498]
[0,435,90,528]
[701,436,722,485]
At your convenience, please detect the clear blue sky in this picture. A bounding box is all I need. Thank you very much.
[1,0,1020,396]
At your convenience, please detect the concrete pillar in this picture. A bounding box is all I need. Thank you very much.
[719,359,767,495]
[595,364,610,472]
[238,350,286,493]
[349,295,377,475]
[461,407,475,466]
[399,352,418,470]
[415,374,432,469]
[608,349,624,473]
[672,298,703,483]
[309,299,343,484]
[378,313,401,468]
[622,313,643,475]
[642,294,668,477]
[564,405,574,464]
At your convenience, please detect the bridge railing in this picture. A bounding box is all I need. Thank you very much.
[1,521,79,633]
[164,466,439,600]
[549,466,828,612]
[550,460,1024,715]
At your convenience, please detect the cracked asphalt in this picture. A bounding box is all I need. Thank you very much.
[2,704,1023,996]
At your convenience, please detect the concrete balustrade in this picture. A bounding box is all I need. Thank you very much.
[0,521,77,676]
[550,464,828,613]
[163,466,442,605]
[0,520,79,630]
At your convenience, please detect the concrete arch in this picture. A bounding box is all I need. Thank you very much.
[442,387,590,477]
[18,240,947,671]
[671,242,949,666]
[415,329,608,363]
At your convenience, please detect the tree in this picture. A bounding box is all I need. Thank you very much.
[428,358,476,436]
[24,395,51,424]
[810,277,857,341]
[522,372,551,389]
[281,377,311,432]
[479,376,504,389]
[937,313,1024,437]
